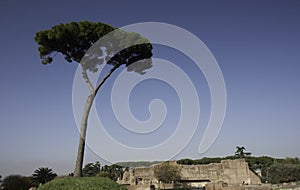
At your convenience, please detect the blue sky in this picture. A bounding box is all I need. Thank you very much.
[0,0,300,177]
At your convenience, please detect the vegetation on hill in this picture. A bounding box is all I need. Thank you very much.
[80,162,125,181]
[0,175,32,190]
[3,147,300,188]
[82,161,101,177]
[177,156,300,184]
[1,167,58,190]
[32,167,57,185]
[81,152,300,184]
[37,177,126,190]
[267,163,300,184]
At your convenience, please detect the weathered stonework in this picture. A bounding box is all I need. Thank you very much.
[180,159,261,185]
[118,159,262,189]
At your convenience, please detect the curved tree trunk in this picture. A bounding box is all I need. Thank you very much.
[74,92,95,177]
[73,65,120,177]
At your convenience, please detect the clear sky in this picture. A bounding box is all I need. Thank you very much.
[0,0,300,177]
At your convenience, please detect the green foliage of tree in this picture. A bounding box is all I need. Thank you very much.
[35,21,116,64]
[276,157,300,164]
[244,156,300,183]
[154,162,181,184]
[195,157,222,165]
[99,164,124,181]
[32,167,57,185]
[34,21,153,177]
[1,175,32,190]
[82,161,101,177]
[37,177,126,190]
[242,156,275,180]
[235,146,251,158]
[81,162,125,181]
[96,171,112,178]
[177,157,222,165]
[176,158,194,165]
[267,163,300,183]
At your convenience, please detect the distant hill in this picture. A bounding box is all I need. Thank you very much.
[116,161,162,168]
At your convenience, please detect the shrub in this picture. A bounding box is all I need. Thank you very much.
[1,175,32,190]
[267,163,300,183]
[154,161,181,183]
[37,177,126,190]
[32,167,57,185]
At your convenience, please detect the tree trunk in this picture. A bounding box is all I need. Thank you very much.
[74,92,95,177]
[73,65,120,177]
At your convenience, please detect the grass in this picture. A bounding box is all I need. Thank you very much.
[38,177,127,190]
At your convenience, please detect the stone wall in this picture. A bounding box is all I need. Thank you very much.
[180,159,261,185]
[118,159,262,188]
[130,166,158,185]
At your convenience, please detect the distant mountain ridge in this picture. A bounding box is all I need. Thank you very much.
[116,161,162,168]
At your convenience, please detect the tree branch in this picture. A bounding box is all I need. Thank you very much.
[94,64,120,95]
[81,69,94,92]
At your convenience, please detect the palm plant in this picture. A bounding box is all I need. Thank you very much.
[32,167,57,185]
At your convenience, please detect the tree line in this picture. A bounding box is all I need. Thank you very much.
[80,161,126,181]
[0,168,57,190]
[0,162,125,190]
[80,153,300,185]
[177,147,300,184]
[2,146,299,189]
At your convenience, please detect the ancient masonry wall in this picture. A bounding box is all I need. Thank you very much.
[119,159,261,186]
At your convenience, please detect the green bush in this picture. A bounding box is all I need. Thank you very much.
[267,163,300,183]
[38,177,126,190]
[1,175,32,190]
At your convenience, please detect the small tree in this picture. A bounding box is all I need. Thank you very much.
[82,161,101,177]
[106,164,124,181]
[96,164,124,181]
[35,21,153,177]
[1,175,31,190]
[235,146,251,158]
[32,167,57,185]
[154,162,181,189]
